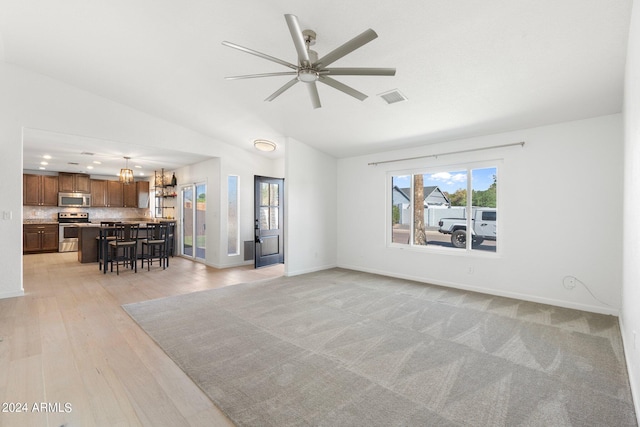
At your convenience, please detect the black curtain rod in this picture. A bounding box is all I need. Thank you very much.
[367,141,525,166]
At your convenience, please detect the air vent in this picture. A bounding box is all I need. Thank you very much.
[81,151,95,155]
[378,89,407,105]
[68,162,79,165]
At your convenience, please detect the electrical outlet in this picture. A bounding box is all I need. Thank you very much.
[467,266,474,274]
[564,276,577,289]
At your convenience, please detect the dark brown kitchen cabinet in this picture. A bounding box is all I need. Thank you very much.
[23,174,59,206]
[23,224,58,254]
[135,181,149,208]
[123,182,137,207]
[91,179,123,207]
[90,179,108,206]
[121,181,149,208]
[108,181,124,207]
[58,172,91,193]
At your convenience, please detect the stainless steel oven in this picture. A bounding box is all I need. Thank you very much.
[58,212,89,252]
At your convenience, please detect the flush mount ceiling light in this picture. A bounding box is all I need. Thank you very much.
[254,139,277,152]
[119,156,134,184]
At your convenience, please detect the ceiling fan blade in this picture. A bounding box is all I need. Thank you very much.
[225,71,298,80]
[322,67,396,76]
[319,76,367,101]
[265,78,299,102]
[307,82,321,109]
[222,41,298,70]
[284,14,310,66]
[315,29,378,68]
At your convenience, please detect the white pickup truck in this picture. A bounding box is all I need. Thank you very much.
[438,208,497,248]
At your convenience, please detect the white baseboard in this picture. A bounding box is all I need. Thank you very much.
[285,263,338,277]
[619,318,640,421]
[336,263,620,316]
[0,289,25,299]
[205,259,254,269]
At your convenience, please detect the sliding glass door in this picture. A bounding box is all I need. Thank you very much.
[180,182,206,261]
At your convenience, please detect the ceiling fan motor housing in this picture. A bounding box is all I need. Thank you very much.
[302,29,316,46]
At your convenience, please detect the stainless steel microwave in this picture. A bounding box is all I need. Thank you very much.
[58,192,91,207]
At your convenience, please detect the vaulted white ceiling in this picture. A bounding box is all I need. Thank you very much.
[1,0,633,169]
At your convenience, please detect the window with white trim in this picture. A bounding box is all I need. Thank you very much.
[391,165,498,252]
[227,175,240,256]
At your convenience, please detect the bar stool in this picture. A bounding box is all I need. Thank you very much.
[141,223,168,270]
[98,225,120,273]
[164,221,176,267]
[108,223,139,274]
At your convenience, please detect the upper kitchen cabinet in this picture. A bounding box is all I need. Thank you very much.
[123,181,149,208]
[23,174,58,206]
[91,179,124,207]
[90,179,107,207]
[137,181,150,208]
[107,181,124,207]
[58,172,91,193]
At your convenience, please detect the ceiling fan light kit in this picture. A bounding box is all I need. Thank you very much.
[223,14,396,109]
[298,69,319,83]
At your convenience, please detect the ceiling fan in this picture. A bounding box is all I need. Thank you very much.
[222,14,396,109]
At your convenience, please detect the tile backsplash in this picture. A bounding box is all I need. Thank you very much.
[23,206,152,222]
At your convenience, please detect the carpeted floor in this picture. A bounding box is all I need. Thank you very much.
[123,268,637,426]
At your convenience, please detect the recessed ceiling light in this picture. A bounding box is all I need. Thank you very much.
[87,166,94,169]
[135,165,142,168]
[93,161,102,164]
[40,161,48,165]
[39,167,46,170]
[254,139,276,152]
[43,154,52,159]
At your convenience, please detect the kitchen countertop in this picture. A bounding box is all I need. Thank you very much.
[23,219,58,224]
[74,220,176,227]
[23,218,175,225]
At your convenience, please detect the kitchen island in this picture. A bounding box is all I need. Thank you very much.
[76,221,176,264]
[76,224,100,263]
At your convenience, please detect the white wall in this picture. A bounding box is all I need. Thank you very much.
[338,114,623,315]
[285,138,338,276]
[216,154,283,269]
[622,0,640,415]
[0,62,279,298]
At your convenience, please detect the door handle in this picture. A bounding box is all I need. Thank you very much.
[254,218,261,243]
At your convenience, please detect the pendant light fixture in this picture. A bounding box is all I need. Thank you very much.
[119,156,134,184]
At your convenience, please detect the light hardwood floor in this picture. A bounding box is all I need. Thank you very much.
[1,252,284,427]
